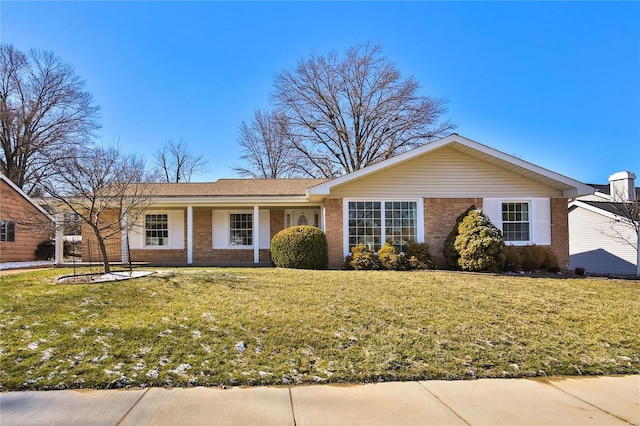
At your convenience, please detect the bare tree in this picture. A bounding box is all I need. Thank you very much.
[39,146,155,274]
[272,43,455,177]
[234,109,299,179]
[604,200,640,276]
[153,139,208,182]
[0,44,100,194]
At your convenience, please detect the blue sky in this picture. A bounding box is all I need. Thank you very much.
[2,1,639,184]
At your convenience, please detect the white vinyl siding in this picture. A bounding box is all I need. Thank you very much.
[569,206,637,275]
[330,147,562,199]
[212,209,270,249]
[483,198,551,246]
[128,210,184,249]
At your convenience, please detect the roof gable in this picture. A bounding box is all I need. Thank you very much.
[308,134,594,197]
[0,174,54,220]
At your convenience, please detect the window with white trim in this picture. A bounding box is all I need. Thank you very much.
[230,213,252,246]
[347,201,418,252]
[145,214,169,246]
[0,220,15,242]
[384,201,417,252]
[501,202,530,242]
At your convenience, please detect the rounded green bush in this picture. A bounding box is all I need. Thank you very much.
[454,209,507,272]
[270,225,328,269]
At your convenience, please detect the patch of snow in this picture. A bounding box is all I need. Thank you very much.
[41,348,55,362]
[0,261,54,271]
[169,364,192,376]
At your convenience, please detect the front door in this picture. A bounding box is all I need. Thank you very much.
[286,210,320,228]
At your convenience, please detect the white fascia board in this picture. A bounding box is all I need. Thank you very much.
[0,174,55,221]
[306,134,594,197]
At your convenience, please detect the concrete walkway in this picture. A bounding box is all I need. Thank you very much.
[1,375,638,425]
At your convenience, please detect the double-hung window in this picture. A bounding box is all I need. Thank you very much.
[347,201,418,252]
[501,202,530,242]
[230,213,252,246]
[145,214,169,246]
[0,220,15,242]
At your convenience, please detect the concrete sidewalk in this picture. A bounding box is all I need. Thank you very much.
[1,375,638,425]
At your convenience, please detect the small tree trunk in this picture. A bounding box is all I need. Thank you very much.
[91,226,111,274]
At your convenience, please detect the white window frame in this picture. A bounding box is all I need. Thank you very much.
[343,198,424,256]
[228,211,253,249]
[483,198,551,246]
[144,213,170,248]
[0,220,16,242]
[501,201,531,243]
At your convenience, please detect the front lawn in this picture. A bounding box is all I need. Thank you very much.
[1,268,638,390]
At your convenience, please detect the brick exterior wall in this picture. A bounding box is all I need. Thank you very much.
[190,208,271,265]
[270,210,285,239]
[324,197,570,270]
[424,198,483,268]
[324,198,344,268]
[550,197,570,268]
[0,179,53,262]
[81,210,123,263]
[130,248,187,265]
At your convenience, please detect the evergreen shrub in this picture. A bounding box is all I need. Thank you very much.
[347,244,381,270]
[270,225,328,269]
[443,205,477,269]
[378,242,408,270]
[405,242,437,270]
[454,209,507,272]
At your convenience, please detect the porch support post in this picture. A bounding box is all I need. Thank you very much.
[253,205,260,264]
[54,212,64,265]
[121,213,129,264]
[187,206,193,265]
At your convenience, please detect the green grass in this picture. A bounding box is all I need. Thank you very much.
[1,268,638,390]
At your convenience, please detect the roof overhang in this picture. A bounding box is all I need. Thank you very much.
[307,134,595,198]
[147,195,315,208]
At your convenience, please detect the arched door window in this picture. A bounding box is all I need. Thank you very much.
[297,214,308,226]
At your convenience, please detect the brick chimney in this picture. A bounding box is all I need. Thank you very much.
[608,171,636,202]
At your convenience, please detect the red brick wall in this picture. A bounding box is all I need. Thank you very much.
[550,197,569,267]
[323,197,570,270]
[270,210,284,239]
[425,198,483,268]
[81,210,123,263]
[130,248,187,265]
[324,198,344,268]
[0,180,53,262]
[190,208,271,265]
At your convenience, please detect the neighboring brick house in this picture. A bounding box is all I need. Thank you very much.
[84,134,593,269]
[0,174,54,262]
